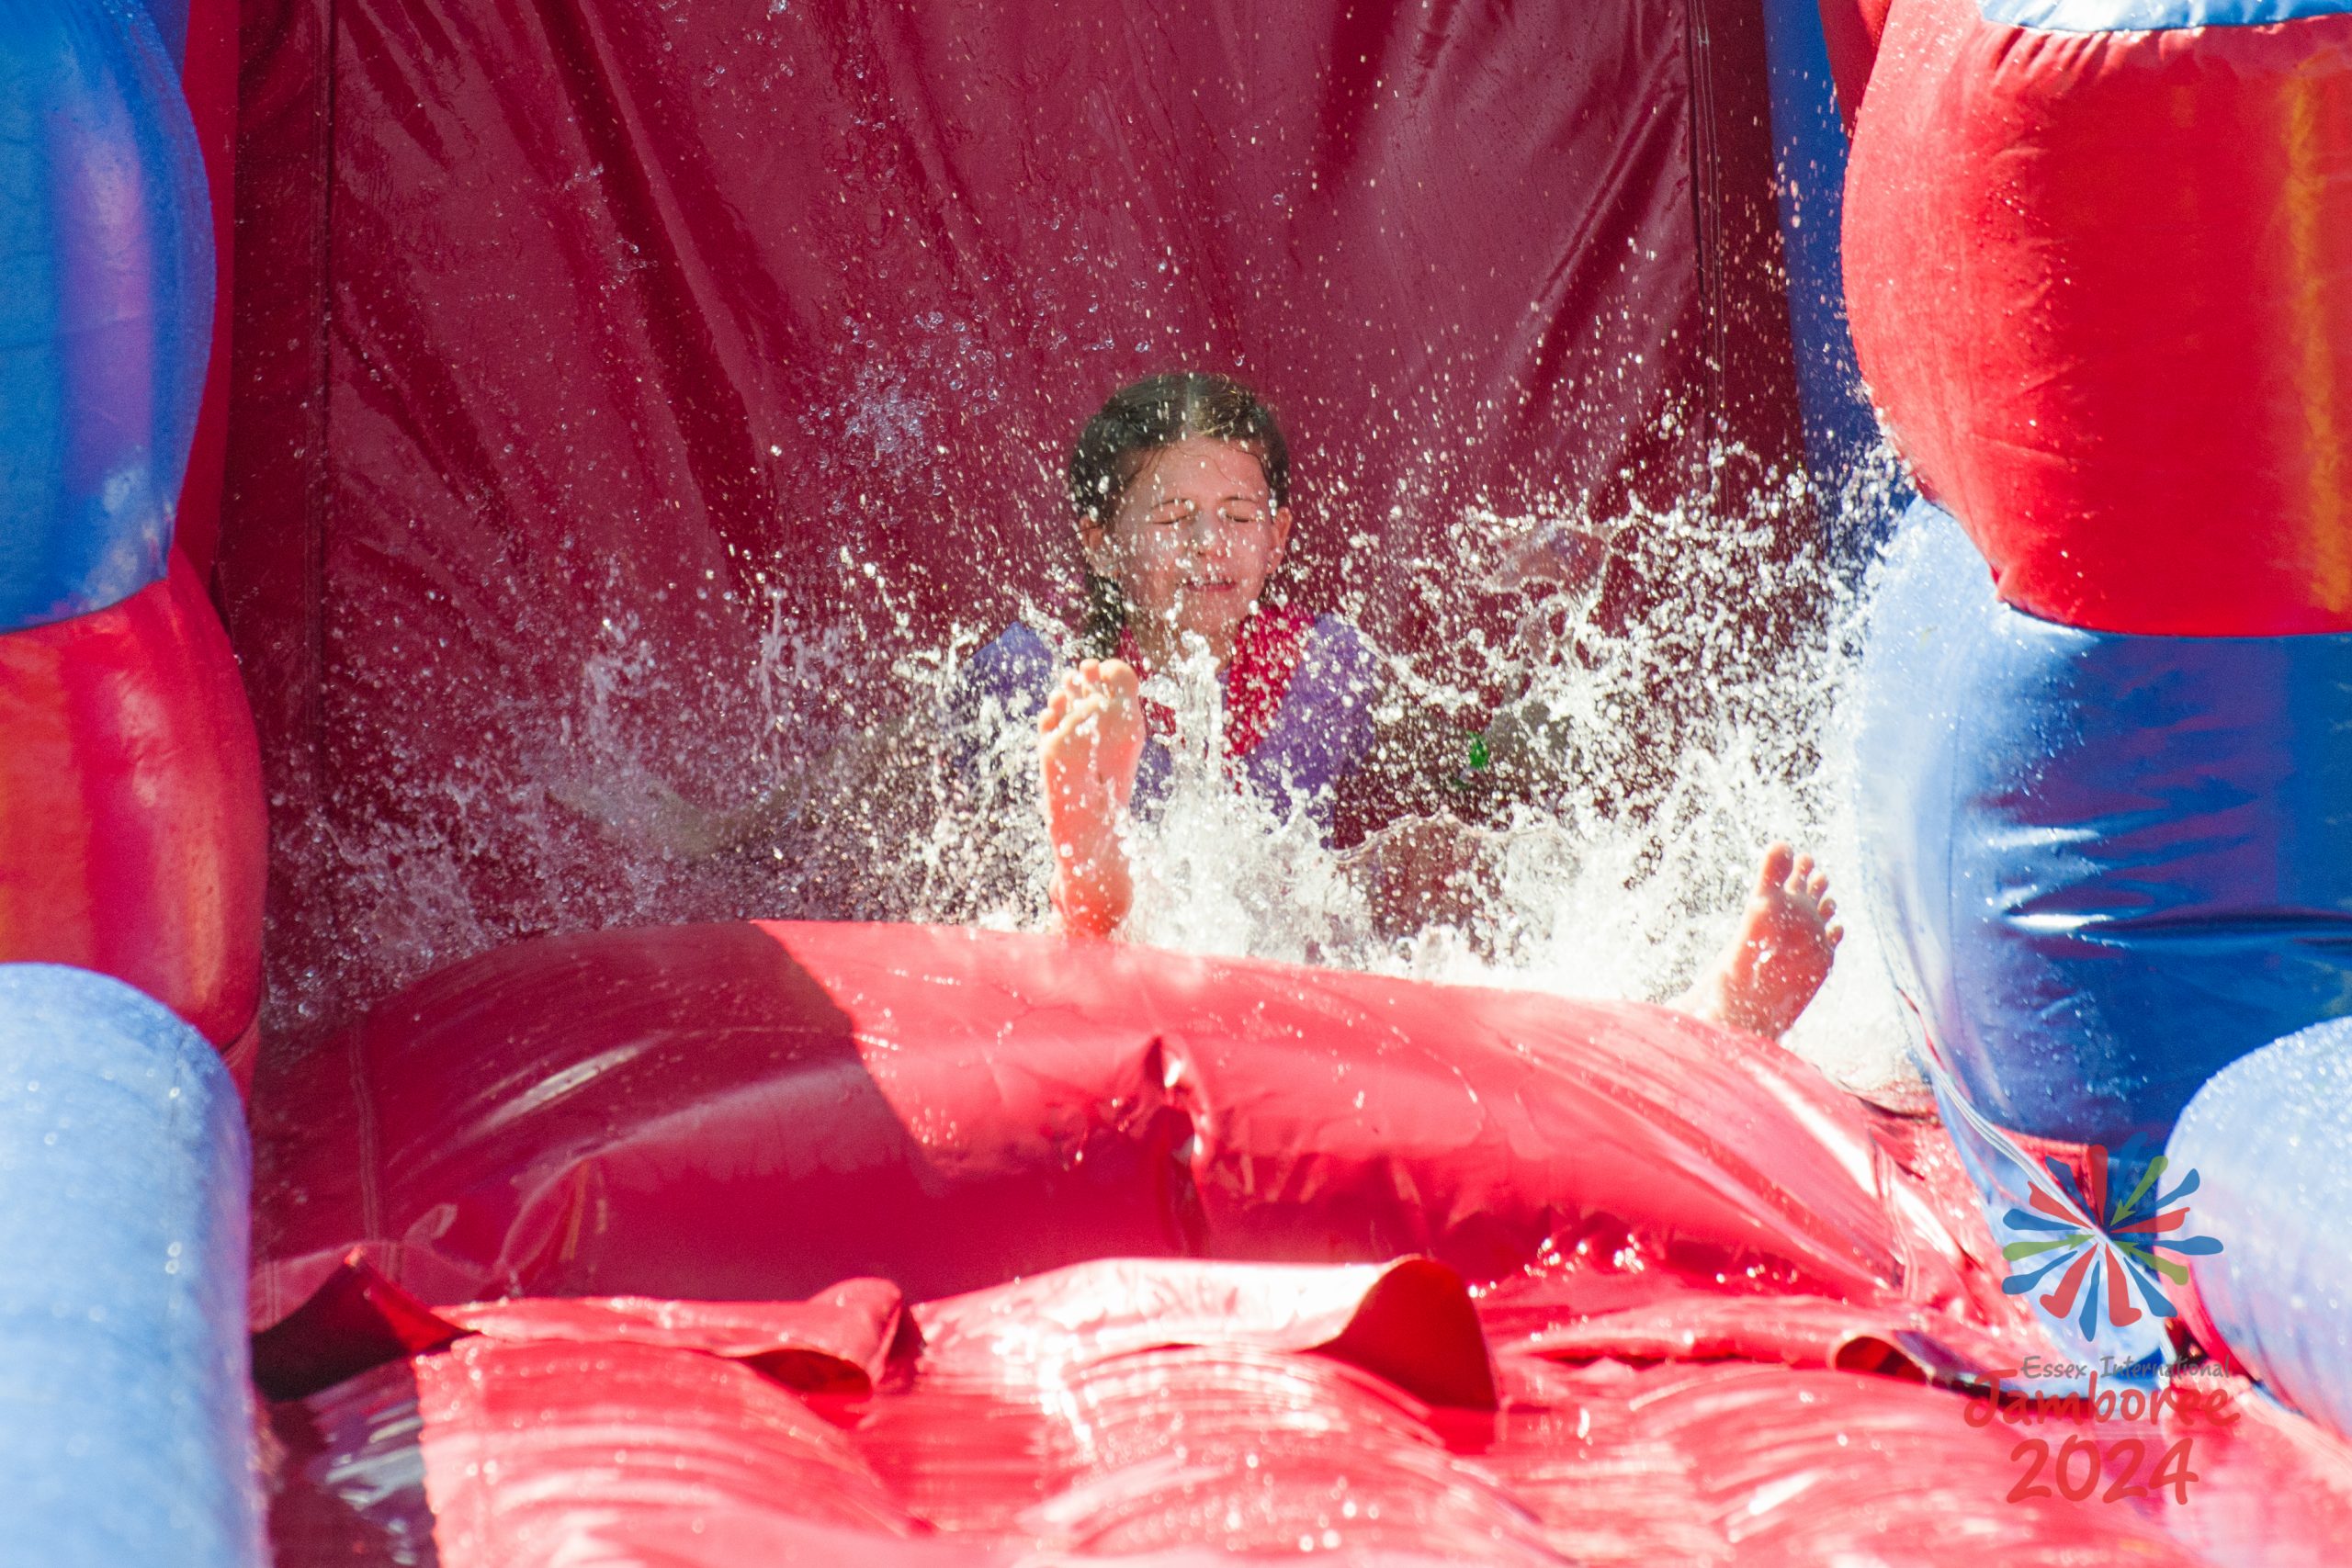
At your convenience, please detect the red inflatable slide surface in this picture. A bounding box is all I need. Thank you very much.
[249,923,2352,1563]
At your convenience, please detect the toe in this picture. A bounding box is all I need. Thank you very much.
[1808,870,1831,899]
[1756,842,1795,896]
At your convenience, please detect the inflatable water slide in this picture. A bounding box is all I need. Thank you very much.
[7,0,2352,1562]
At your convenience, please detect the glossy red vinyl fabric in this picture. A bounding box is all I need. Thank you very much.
[257,1251,1494,1408]
[0,551,266,1050]
[1844,0,2352,635]
[217,0,1804,1050]
[252,1252,914,1402]
[256,1235,2352,1563]
[272,1348,2271,1565]
[248,920,1984,1326]
[1815,0,1891,124]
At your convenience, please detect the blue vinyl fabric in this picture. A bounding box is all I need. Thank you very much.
[0,0,211,633]
[1757,0,1898,564]
[1979,0,2352,32]
[0,964,260,1567]
[137,0,188,67]
[1855,502,2352,1151]
[2168,1019,2352,1443]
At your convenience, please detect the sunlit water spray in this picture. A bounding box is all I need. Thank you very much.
[391,442,1918,1099]
[697,446,1921,1096]
[1111,469,1914,1095]
[1121,646,1374,967]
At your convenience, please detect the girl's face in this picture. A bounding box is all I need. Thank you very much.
[1082,436,1293,662]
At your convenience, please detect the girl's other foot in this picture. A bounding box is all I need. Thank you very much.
[1681,843,1844,1039]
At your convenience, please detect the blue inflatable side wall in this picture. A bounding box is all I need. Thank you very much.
[137,0,190,67]
[0,0,212,633]
[2168,1019,2352,1443]
[1756,0,1896,558]
[1855,502,2352,1150]
[0,964,259,1566]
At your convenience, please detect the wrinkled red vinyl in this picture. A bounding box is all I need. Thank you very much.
[253,922,2352,1563]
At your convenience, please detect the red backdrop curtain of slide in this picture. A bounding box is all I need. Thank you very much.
[218,0,1802,1052]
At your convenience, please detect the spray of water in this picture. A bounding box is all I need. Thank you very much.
[309,428,1917,1099]
[651,441,1923,1095]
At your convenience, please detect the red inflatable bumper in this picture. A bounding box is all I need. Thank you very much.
[251,921,1986,1321]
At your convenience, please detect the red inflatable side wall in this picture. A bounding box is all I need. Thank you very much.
[217,0,1807,1054]
[1816,0,1891,124]
[0,552,266,1057]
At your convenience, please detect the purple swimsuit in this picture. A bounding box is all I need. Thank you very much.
[955,615,1381,835]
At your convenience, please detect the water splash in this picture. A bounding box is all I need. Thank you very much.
[702,440,1921,1094]
[300,431,1916,1097]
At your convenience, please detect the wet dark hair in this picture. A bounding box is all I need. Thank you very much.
[1068,372,1290,656]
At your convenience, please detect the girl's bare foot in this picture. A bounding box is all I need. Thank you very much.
[1680,843,1844,1039]
[1039,659,1147,937]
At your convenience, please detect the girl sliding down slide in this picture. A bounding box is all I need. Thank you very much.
[564,370,1840,1039]
[1032,372,1842,1039]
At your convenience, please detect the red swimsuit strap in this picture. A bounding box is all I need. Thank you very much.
[1114,606,1315,759]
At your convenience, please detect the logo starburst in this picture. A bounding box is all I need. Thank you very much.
[2000,1141,2222,1340]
